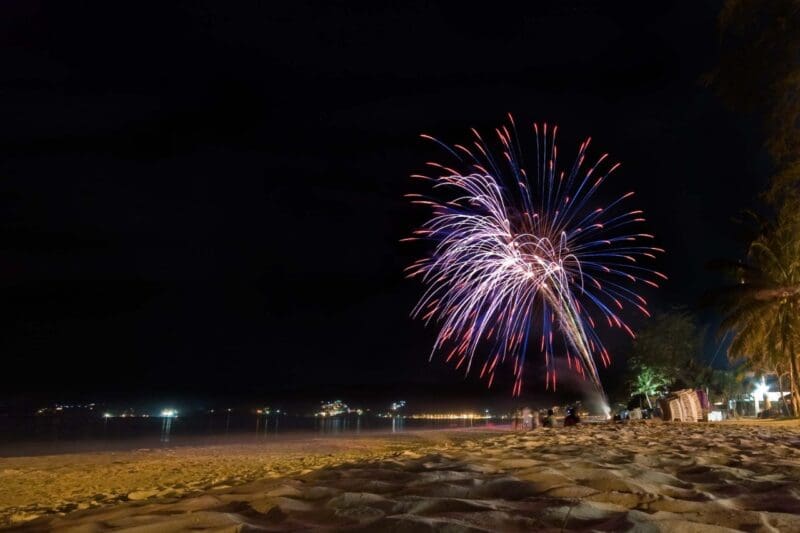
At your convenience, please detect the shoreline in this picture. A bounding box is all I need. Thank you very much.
[2,421,800,530]
[0,424,510,459]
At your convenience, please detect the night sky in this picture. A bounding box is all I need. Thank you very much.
[0,1,765,403]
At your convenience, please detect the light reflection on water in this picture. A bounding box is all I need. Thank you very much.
[0,413,495,456]
[315,415,362,434]
[160,417,173,443]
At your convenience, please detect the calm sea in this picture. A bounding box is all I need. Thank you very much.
[0,413,503,457]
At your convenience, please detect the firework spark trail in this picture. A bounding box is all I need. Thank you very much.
[405,115,664,397]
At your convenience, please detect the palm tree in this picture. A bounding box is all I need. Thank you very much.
[709,204,800,416]
[630,366,670,409]
[705,2,800,418]
[706,1,800,167]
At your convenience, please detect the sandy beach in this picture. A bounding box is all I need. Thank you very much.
[2,421,800,531]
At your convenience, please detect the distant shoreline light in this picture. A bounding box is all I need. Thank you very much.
[403,413,500,420]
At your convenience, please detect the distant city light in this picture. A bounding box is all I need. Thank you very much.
[404,412,493,420]
[390,401,406,411]
[316,400,349,417]
[160,409,178,418]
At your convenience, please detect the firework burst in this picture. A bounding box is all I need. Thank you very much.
[404,115,664,397]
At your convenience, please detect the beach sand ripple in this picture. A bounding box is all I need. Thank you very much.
[2,421,800,531]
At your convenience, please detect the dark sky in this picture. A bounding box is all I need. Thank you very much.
[0,1,765,402]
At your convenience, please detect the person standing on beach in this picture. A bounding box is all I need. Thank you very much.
[563,407,580,427]
[522,407,533,430]
[543,409,556,427]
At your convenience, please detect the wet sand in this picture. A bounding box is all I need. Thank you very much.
[2,421,800,531]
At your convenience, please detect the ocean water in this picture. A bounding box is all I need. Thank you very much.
[0,413,502,456]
